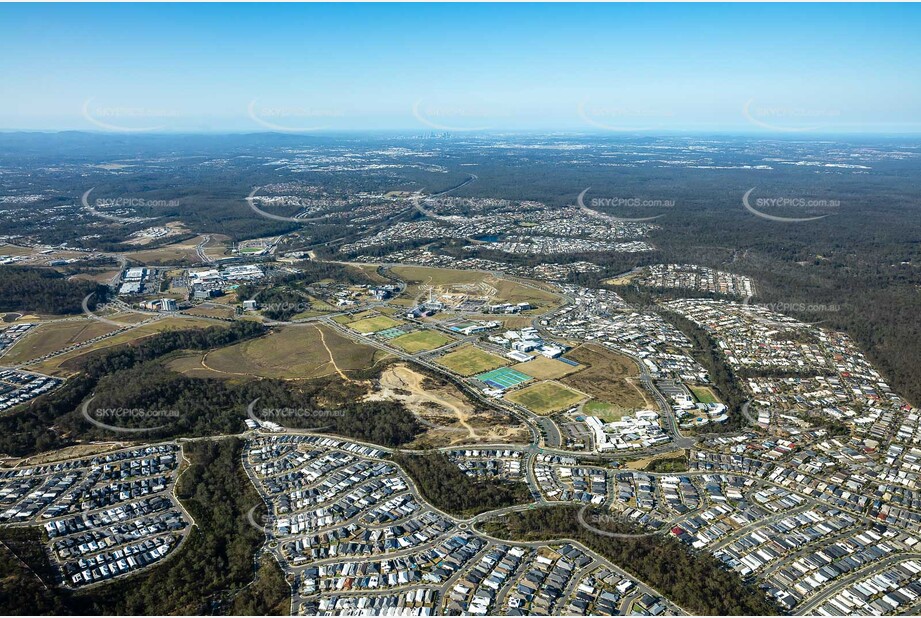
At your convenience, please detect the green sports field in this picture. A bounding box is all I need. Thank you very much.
[391,330,454,353]
[347,314,404,334]
[435,345,509,376]
[377,327,408,339]
[689,385,720,404]
[506,381,588,415]
[477,367,533,389]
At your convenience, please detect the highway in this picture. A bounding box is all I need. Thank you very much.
[195,234,213,264]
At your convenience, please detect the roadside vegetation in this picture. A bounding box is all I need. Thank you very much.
[644,456,689,473]
[227,555,290,615]
[0,527,70,614]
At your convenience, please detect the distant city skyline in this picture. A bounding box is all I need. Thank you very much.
[2,3,920,133]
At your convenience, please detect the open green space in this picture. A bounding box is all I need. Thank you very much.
[582,400,628,422]
[506,380,588,415]
[435,344,509,376]
[689,385,721,404]
[347,314,404,334]
[390,329,454,353]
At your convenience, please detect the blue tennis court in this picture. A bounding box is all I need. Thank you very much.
[476,367,532,390]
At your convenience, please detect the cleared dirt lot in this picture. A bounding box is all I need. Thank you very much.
[366,363,528,447]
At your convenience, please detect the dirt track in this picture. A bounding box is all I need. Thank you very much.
[368,364,479,440]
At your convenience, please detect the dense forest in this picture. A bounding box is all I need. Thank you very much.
[226,555,290,615]
[393,452,532,517]
[482,505,778,616]
[0,266,108,315]
[0,527,71,614]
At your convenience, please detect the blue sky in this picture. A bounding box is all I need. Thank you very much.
[2,3,920,133]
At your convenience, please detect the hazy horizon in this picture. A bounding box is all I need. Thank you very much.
[2,3,920,134]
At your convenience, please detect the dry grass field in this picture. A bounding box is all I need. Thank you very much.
[514,355,582,380]
[625,449,688,471]
[125,234,231,265]
[1,320,120,364]
[561,344,653,414]
[170,324,387,381]
[67,269,122,284]
[32,317,222,376]
[181,305,236,320]
[388,265,561,310]
[333,310,374,324]
[0,244,33,256]
[2,443,129,467]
